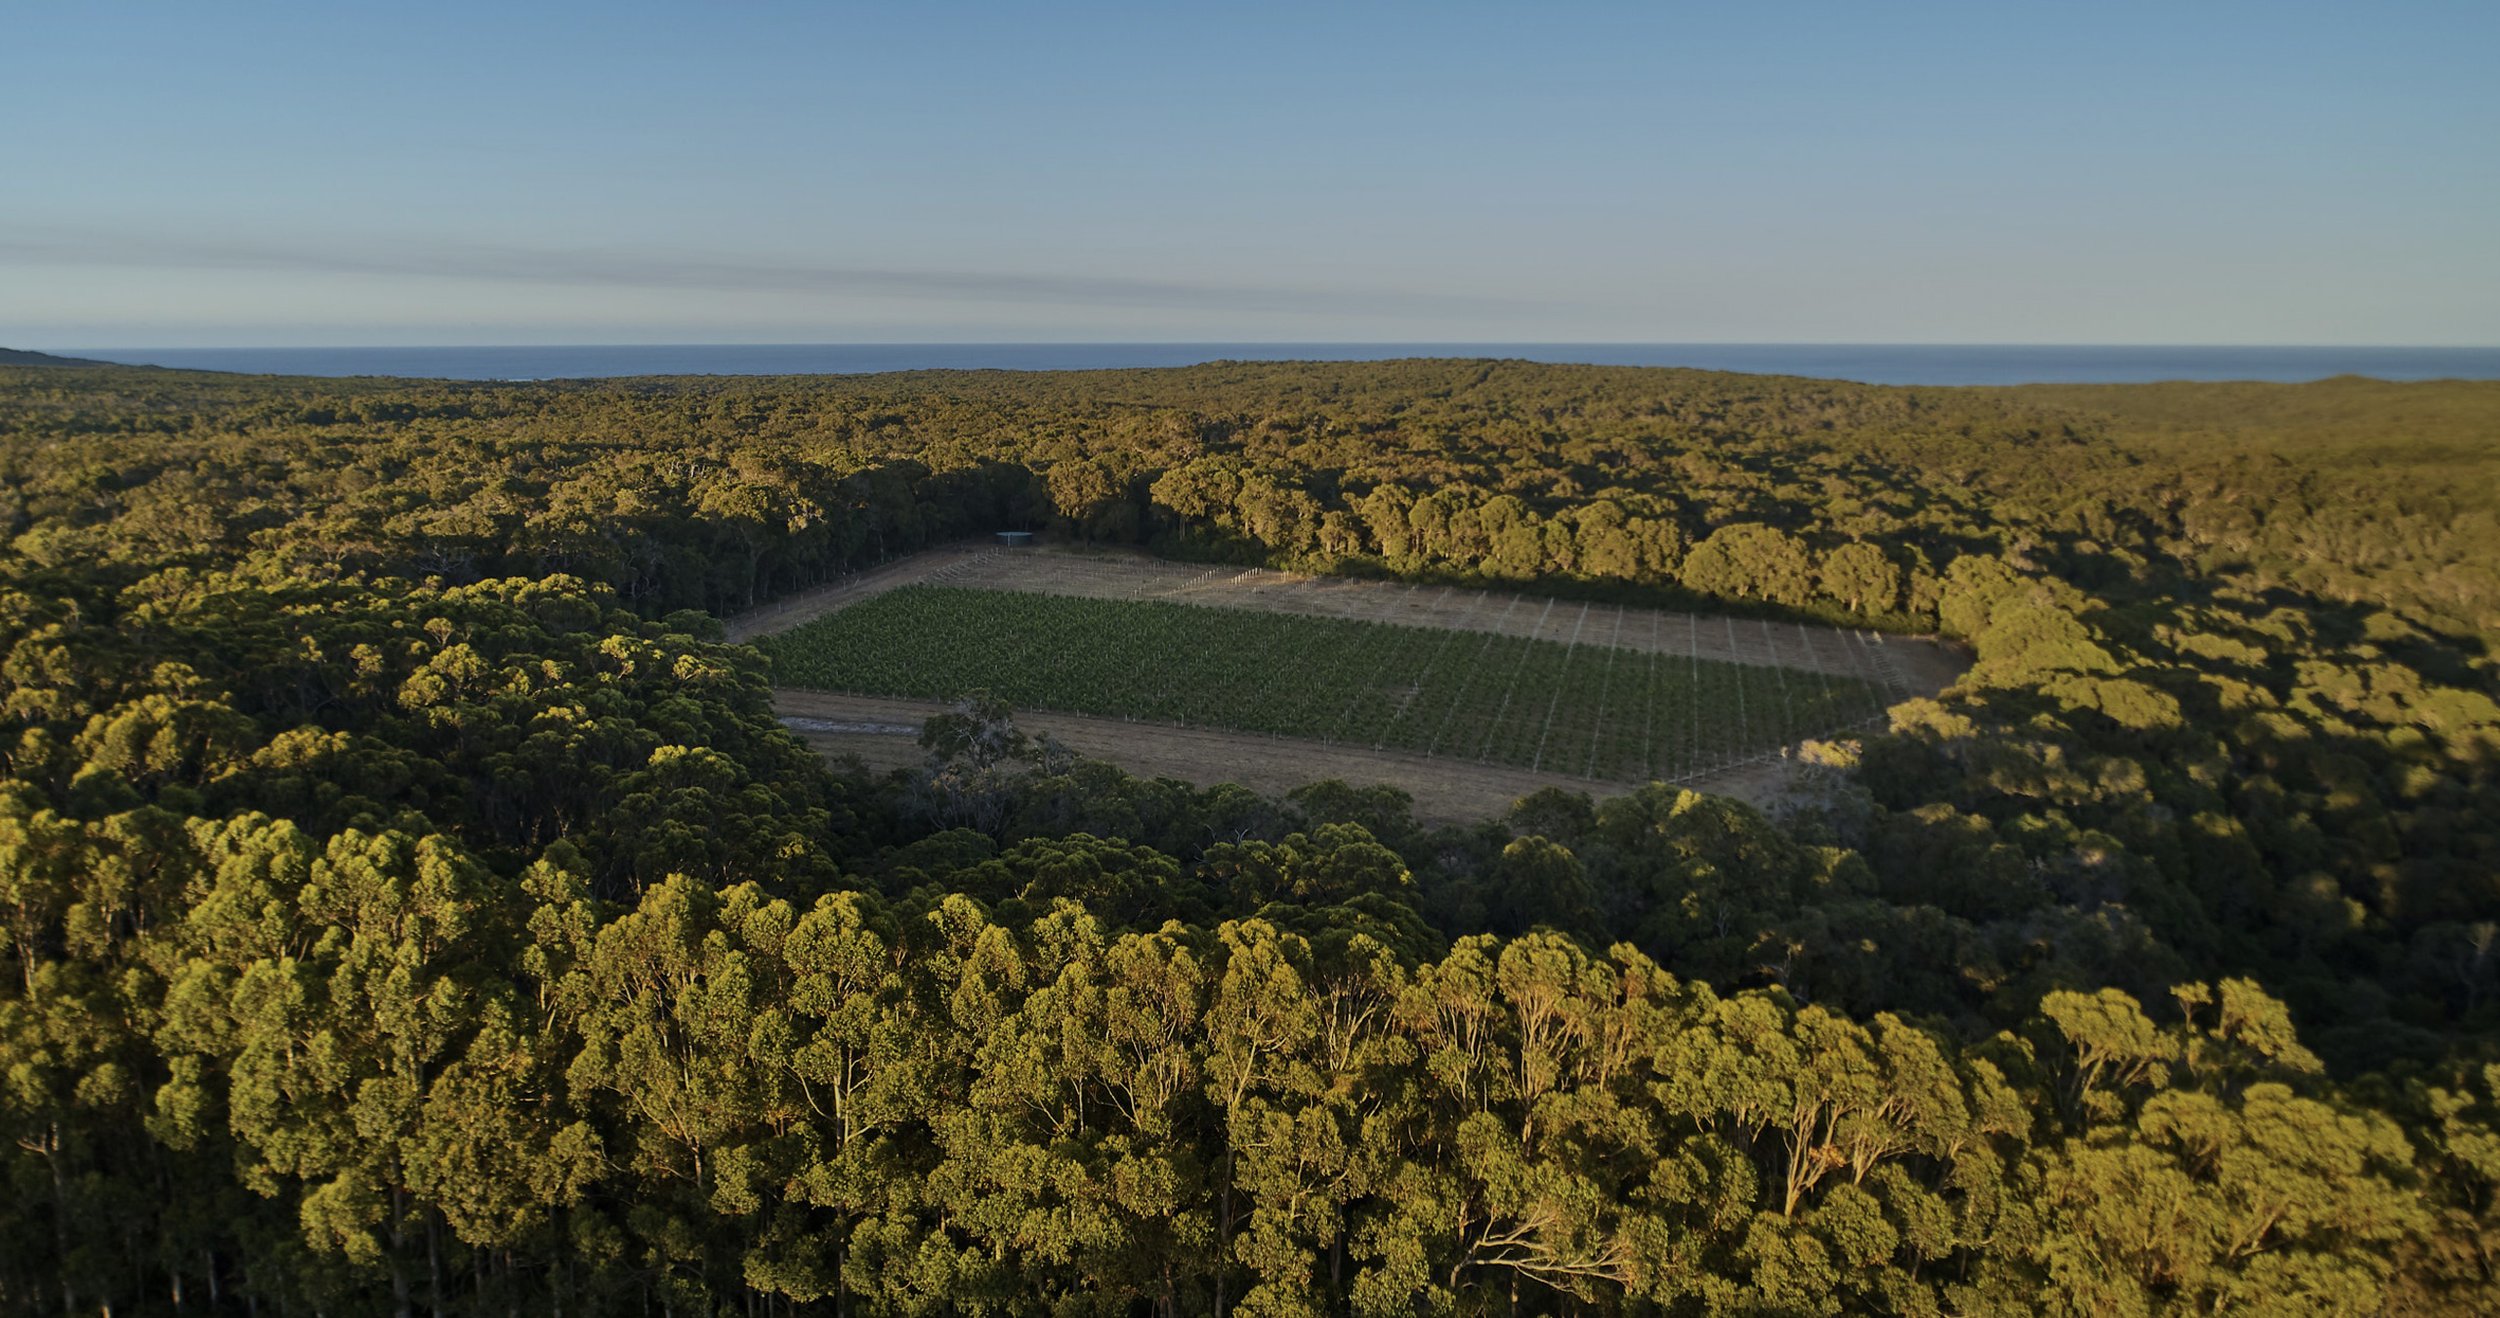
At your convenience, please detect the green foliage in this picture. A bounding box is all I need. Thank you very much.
[0,359,2497,1310]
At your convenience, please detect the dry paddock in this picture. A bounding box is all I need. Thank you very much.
[728,542,1969,822]
[774,689,1808,824]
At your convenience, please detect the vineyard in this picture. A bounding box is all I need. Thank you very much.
[756,585,1892,781]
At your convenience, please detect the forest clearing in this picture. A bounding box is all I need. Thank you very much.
[741,544,1961,791]
[728,542,1968,693]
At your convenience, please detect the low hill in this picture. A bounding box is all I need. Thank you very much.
[0,347,117,367]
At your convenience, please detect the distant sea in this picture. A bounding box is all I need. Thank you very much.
[58,343,2500,386]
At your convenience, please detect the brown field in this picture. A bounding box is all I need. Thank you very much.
[732,542,1966,821]
[774,689,1812,824]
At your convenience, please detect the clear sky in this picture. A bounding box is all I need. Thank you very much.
[7,1,2495,347]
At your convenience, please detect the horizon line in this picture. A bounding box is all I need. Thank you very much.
[49,340,2500,352]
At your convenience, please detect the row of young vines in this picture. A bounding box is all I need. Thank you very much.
[756,585,1890,780]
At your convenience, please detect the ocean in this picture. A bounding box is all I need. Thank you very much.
[54,343,2500,386]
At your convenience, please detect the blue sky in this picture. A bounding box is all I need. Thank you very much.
[6,2,2495,346]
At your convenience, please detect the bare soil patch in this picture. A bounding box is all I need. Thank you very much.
[773,689,1815,824]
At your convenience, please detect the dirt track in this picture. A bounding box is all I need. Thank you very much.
[774,689,1807,823]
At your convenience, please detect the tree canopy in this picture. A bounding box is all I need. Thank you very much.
[0,358,2495,1313]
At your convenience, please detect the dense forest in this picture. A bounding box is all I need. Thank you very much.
[1,358,2496,1315]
